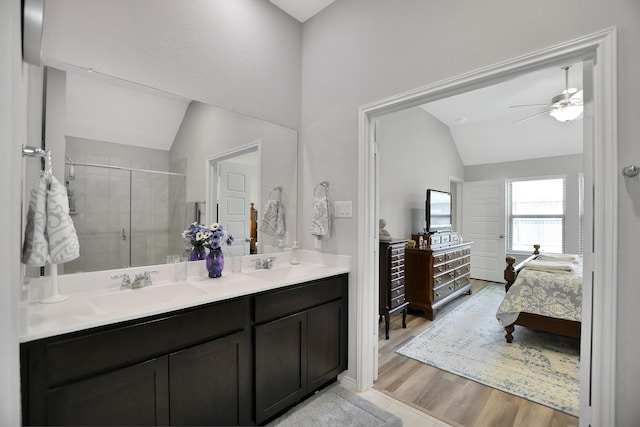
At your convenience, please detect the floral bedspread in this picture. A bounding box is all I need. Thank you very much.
[496,260,583,327]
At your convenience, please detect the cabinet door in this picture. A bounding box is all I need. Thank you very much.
[169,330,250,426]
[254,312,307,424]
[307,299,347,392]
[46,356,169,426]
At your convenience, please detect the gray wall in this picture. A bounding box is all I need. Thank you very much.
[301,2,639,424]
[466,154,583,255]
[41,0,303,130]
[169,101,298,250]
[377,107,464,239]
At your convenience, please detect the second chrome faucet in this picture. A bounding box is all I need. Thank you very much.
[255,257,277,270]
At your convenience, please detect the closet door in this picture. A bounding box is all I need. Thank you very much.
[462,179,506,282]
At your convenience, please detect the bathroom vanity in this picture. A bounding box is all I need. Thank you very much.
[19,253,349,426]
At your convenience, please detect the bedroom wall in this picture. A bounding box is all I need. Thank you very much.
[466,154,583,255]
[377,106,464,240]
[301,1,640,424]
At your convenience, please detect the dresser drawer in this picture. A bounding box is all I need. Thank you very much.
[390,284,405,300]
[390,294,406,309]
[390,246,405,257]
[432,252,446,264]
[390,256,404,269]
[433,281,456,303]
[445,250,461,261]
[455,264,471,276]
[432,272,454,288]
[455,273,470,289]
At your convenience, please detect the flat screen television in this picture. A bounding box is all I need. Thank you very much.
[426,189,452,233]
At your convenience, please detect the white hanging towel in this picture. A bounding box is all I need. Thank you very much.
[22,177,49,266]
[261,199,285,236]
[311,195,331,239]
[22,175,80,267]
[46,176,80,264]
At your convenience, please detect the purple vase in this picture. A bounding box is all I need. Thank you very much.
[206,247,224,278]
[190,246,207,261]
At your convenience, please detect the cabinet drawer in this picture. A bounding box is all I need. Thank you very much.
[390,257,404,268]
[44,297,249,386]
[455,264,471,276]
[433,281,456,303]
[390,284,405,300]
[390,295,406,309]
[445,250,461,260]
[433,252,446,264]
[432,273,452,288]
[455,273,470,289]
[390,277,404,288]
[254,274,347,323]
[462,247,471,256]
[390,246,405,257]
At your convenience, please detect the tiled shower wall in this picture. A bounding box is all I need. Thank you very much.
[65,137,186,273]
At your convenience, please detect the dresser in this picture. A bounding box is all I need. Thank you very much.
[379,239,410,339]
[404,240,472,320]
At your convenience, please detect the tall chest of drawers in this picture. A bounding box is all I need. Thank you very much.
[379,239,410,339]
[404,242,472,320]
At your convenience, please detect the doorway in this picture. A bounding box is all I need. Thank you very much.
[356,29,617,426]
[207,143,260,257]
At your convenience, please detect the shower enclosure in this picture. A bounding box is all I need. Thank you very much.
[63,159,187,274]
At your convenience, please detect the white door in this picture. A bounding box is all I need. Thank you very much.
[218,161,256,256]
[462,180,506,282]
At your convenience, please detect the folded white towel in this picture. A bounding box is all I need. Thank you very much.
[261,199,285,236]
[536,253,580,264]
[524,260,575,274]
[22,177,49,266]
[46,176,80,264]
[311,196,331,239]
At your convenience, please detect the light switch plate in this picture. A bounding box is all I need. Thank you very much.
[334,201,353,218]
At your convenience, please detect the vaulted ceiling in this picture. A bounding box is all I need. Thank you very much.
[421,63,583,166]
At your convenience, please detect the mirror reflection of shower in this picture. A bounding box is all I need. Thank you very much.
[63,145,187,274]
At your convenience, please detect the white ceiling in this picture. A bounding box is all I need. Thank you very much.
[421,63,583,166]
[269,0,335,22]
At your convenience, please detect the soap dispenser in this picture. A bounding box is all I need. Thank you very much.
[290,241,300,265]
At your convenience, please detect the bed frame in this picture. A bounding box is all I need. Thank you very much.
[503,244,581,343]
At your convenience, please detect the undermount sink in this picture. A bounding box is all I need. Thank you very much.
[245,265,296,282]
[88,283,207,314]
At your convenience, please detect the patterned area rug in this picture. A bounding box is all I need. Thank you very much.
[267,383,403,427]
[396,285,580,416]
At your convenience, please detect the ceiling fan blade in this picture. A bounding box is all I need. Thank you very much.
[509,103,550,108]
[512,108,552,124]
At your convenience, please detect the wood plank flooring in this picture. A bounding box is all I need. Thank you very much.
[375,280,579,427]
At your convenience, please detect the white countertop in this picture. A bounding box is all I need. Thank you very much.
[20,250,350,342]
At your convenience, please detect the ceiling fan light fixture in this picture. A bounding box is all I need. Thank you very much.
[549,104,583,122]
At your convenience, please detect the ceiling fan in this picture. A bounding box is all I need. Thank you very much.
[511,66,583,124]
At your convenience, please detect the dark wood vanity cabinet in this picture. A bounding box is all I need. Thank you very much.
[21,297,252,426]
[21,273,349,426]
[253,274,348,424]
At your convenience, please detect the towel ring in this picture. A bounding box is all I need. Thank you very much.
[314,181,329,197]
[269,186,282,200]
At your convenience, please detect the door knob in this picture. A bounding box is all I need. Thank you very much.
[499,234,505,239]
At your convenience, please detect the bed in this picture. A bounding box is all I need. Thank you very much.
[497,245,582,343]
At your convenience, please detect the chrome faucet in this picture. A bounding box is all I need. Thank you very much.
[255,257,277,269]
[111,273,132,290]
[111,271,158,290]
[132,270,159,288]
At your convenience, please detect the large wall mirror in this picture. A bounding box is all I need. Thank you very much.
[37,60,298,274]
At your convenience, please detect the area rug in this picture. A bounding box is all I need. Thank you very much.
[396,285,580,416]
[267,383,403,427]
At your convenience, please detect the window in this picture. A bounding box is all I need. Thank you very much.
[508,177,566,253]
